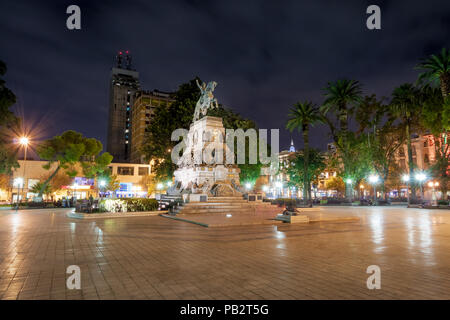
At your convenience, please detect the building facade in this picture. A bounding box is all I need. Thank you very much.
[106,52,140,163]
[393,133,449,199]
[0,160,153,202]
[130,90,174,163]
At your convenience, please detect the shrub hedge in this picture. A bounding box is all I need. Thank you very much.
[99,198,159,213]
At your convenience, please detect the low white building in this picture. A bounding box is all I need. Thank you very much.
[0,160,152,202]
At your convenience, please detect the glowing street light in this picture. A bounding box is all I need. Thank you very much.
[262,185,269,192]
[156,183,164,190]
[245,183,252,190]
[19,137,29,146]
[167,181,173,187]
[345,178,352,184]
[414,172,427,182]
[368,175,379,184]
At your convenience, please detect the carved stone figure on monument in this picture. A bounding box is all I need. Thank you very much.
[193,79,219,122]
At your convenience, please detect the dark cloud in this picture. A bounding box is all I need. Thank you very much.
[1,0,449,152]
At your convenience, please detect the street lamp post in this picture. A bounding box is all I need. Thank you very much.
[345,178,353,202]
[19,137,29,206]
[275,181,282,199]
[428,181,439,206]
[72,182,78,206]
[13,177,24,210]
[368,175,379,204]
[99,179,106,199]
[402,174,410,205]
[414,172,427,202]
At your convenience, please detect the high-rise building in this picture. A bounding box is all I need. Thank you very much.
[130,90,174,163]
[106,51,140,162]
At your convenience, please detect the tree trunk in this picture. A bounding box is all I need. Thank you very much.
[439,72,450,98]
[339,104,348,136]
[406,123,416,201]
[303,126,310,203]
[339,104,350,201]
[39,166,61,197]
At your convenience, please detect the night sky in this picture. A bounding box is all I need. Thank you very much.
[1,0,449,155]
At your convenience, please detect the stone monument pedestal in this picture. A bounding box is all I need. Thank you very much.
[170,116,241,196]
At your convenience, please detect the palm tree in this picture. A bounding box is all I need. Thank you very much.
[321,79,363,138]
[417,48,450,98]
[286,101,322,202]
[389,84,422,202]
[321,79,363,201]
[30,182,52,200]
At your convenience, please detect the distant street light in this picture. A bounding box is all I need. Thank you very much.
[156,183,164,190]
[368,174,379,203]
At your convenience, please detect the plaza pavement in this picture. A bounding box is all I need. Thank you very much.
[0,206,449,299]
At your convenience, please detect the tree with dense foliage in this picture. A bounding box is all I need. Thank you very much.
[283,149,326,199]
[286,101,322,201]
[389,84,423,201]
[0,60,19,174]
[29,182,52,199]
[417,49,450,198]
[325,176,345,197]
[36,130,112,198]
[370,125,406,200]
[417,48,450,98]
[420,85,449,197]
[355,95,406,200]
[40,170,72,192]
[142,78,198,181]
[321,79,363,141]
[321,79,363,200]
[0,173,10,192]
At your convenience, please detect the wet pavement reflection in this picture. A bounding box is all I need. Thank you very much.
[0,206,449,299]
